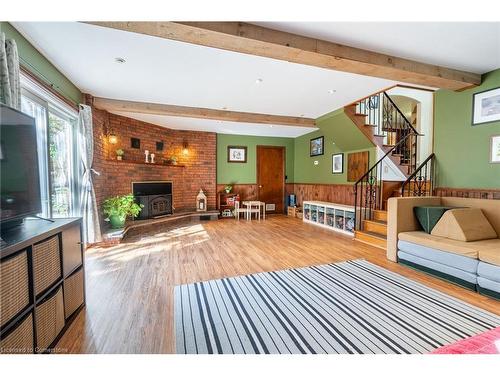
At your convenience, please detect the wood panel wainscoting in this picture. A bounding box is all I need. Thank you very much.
[216,184,259,201]
[218,183,356,210]
[434,187,500,200]
[288,183,355,207]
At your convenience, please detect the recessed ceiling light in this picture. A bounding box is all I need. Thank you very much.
[328,89,336,94]
[270,125,274,128]
[115,57,126,64]
[255,78,263,84]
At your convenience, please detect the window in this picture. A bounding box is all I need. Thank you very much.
[20,74,79,218]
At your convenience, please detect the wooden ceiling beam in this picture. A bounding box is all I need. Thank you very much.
[92,97,317,128]
[85,21,481,91]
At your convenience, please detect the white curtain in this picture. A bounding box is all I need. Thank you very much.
[77,104,102,244]
[0,32,21,109]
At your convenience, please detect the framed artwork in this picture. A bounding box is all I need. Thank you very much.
[332,153,344,174]
[131,137,141,149]
[156,141,164,151]
[472,87,500,125]
[310,136,324,157]
[227,146,247,163]
[491,135,500,163]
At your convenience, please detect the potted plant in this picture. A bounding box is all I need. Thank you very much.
[116,148,124,161]
[165,156,177,165]
[103,194,143,229]
[224,184,233,194]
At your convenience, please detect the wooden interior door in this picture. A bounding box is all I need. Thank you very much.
[257,146,285,214]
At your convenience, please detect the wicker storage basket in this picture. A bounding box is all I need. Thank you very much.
[63,268,84,319]
[0,251,30,327]
[33,236,62,296]
[35,286,65,350]
[0,312,34,354]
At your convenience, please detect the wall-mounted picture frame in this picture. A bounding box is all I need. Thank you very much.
[156,141,164,151]
[310,136,324,157]
[472,87,500,125]
[131,137,141,149]
[332,153,344,174]
[227,146,247,163]
[491,135,500,163]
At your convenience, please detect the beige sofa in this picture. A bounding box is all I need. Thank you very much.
[387,197,500,298]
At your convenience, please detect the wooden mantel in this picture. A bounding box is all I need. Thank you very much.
[85,22,481,91]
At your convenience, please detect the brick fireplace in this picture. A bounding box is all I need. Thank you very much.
[87,95,217,228]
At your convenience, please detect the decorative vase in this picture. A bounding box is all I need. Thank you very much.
[109,215,126,229]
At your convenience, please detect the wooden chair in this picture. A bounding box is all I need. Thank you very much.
[234,201,247,220]
[246,201,261,221]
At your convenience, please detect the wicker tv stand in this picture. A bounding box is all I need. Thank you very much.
[0,218,85,354]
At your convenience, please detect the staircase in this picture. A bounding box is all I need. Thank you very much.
[345,89,435,250]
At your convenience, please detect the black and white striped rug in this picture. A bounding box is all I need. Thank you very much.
[174,259,500,354]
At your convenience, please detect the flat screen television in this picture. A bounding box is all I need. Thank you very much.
[0,104,42,225]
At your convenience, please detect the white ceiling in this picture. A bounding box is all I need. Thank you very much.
[110,111,317,137]
[14,22,500,137]
[13,22,398,137]
[253,22,500,74]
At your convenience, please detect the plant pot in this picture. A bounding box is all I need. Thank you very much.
[117,155,123,161]
[109,215,126,229]
[225,189,231,194]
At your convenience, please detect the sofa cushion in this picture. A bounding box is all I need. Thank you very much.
[478,248,500,266]
[398,240,479,273]
[477,277,500,294]
[477,262,500,283]
[398,231,500,259]
[397,251,477,285]
[414,206,456,233]
[430,208,498,242]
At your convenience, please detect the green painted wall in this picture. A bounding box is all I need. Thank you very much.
[1,22,82,104]
[434,69,500,189]
[293,109,375,184]
[217,134,295,184]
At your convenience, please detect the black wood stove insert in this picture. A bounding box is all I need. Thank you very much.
[132,181,173,219]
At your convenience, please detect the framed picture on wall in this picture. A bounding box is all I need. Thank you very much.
[332,153,344,174]
[491,135,500,163]
[472,87,500,125]
[227,146,247,163]
[310,136,324,157]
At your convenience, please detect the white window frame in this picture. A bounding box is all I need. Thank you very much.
[20,72,80,218]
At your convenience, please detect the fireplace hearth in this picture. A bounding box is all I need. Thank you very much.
[132,181,173,219]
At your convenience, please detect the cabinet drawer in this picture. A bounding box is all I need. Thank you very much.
[0,251,30,327]
[63,268,84,319]
[0,312,34,354]
[35,286,65,350]
[62,225,82,277]
[33,236,62,296]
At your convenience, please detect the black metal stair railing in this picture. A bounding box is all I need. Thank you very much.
[401,153,435,197]
[353,90,421,232]
[353,133,415,230]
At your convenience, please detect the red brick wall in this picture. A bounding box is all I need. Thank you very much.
[88,97,217,227]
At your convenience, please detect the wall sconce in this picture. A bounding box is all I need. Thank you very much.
[182,141,189,156]
[108,134,118,144]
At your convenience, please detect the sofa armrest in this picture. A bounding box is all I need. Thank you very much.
[387,196,442,262]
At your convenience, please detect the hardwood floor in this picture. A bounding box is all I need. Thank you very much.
[55,215,500,354]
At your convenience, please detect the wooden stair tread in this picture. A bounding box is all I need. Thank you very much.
[365,219,387,225]
[359,230,386,239]
[373,210,388,222]
[354,230,387,250]
[362,220,387,236]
